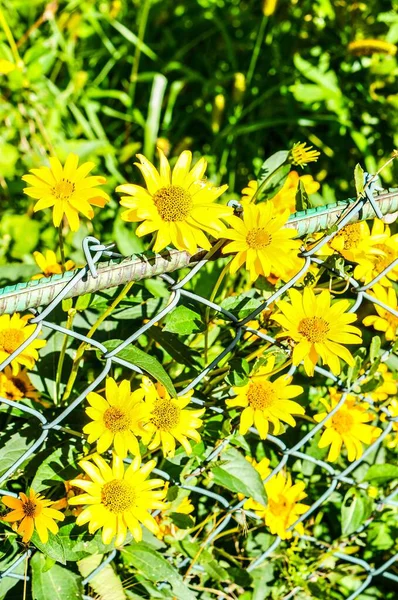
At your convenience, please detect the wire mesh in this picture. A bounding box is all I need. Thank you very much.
[0,181,397,599]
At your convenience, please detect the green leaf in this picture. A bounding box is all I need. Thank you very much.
[221,293,263,320]
[363,464,398,484]
[212,447,267,505]
[225,358,250,387]
[0,427,34,478]
[163,305,204,335]
[341,488,373,536]
[31,552,82,600]
[169,512,195,529]
[144,74,168,160]
[354,163,365,197]
[256,151,290,200]
[295,179,309,212]
[369,335,381,362]
[148,325,201,368]
[122,543,196,600]
[100,340,176,397]
[31,443,83,492]
[173,539,229,581]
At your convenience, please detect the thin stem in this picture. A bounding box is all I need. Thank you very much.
[0,6,21,65]
[23,552,28,600]
[204,257,232,363]
[129,0,152,109]
[62,282,134,402]
[55,309,76,405]
[246,15,267,87]
[58,225,65,273]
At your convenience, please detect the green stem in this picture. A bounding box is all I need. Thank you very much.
[246,15,267,87]
[129,0,152,108]
[204,257,232,363]
[61,282,134,402]
[55,309,76,405]
[0,6,21,65]
[58,225,66,273]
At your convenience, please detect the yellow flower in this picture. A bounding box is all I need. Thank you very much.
[348,39,397,56]
[382,399,398,449]
[289,142,320,167]
[139,378,205,457]
[273,288,362,376]
[364,363,397,402]
[353,219,398,287]
[0,59,17,75]
[271,171,320,216]
[328,221,386,262]
[32,250,75,280]
[0,314,46,375]
[155,485,195,540]
[226,356,304,439]
[0,365,39,401]
[240,180,258,205]
[69,453,166,545]
[117,150,232,254]
[246,472,308,539]
[363,285,398,341]
[314,393,382,462]
[22,153,110,231]
[2,489,65,543]
[222,203,300,282]
[83,378,148,459]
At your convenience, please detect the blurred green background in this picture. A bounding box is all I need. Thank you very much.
[1,0,398,269]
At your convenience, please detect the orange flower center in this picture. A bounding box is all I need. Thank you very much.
[268,497,289,517]
[22,499,37,518]
[373,244,395,273]
[247,381,277,410]
[0,329,25,354]
[101,479,135,513]
[246,228,272,249]
[153,186,192,222]
[103,407,132,433]
[298,316,329,343]
[332,411,354,434]
[334,223,362,250]
[151,399,181,430]
[53,178,75,200]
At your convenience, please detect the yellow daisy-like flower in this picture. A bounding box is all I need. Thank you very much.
[0,365,39,402]
[382,399,398,449]
[245,472,308,539]
[271,171,320,216]
[117,150,232,254]
[314,393,382,462]
[222,203,301,282]
[365,363,397,402]
[0,314,46,375]
[240,180,258,205]
[139,378,205,458]
[2,489,65,543]
[226,355,304,439]
[22,153,110,231]
[273,288,362,376]
[83,378,149,459]
[289,142,320,168]
[328,220,387,263]
[363,285,398,341]
[353,220,398,287]
[69,453,166,545]
[32,250,75,280]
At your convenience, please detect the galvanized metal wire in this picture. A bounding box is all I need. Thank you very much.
[0,178,397,598]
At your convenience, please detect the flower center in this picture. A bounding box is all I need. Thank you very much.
[247,381,277,410]
[101,479,136,513]
[153,186,193,222]
[373,244,395,273]
[246,228,272,249]
[268,497,289,517]
[11,377,27,394]
[298,316,329,343]
[151,399,181,430]
[0,329,25,354]
[332,411,354,434]
[22,499,37,518]
[53,179,75,200]
[335,223,362,250]
[103,407,132,433]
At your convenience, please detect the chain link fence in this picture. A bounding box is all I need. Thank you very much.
[0,183,397,599]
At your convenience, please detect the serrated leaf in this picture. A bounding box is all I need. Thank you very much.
[100,340,176,397]
[122,543,196,600]
[163,305,204,335]
[354,163,365,197]
[363,464,398,484]
[212,447,267,505]
[31,552,82,600]
[341,488,373,536]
